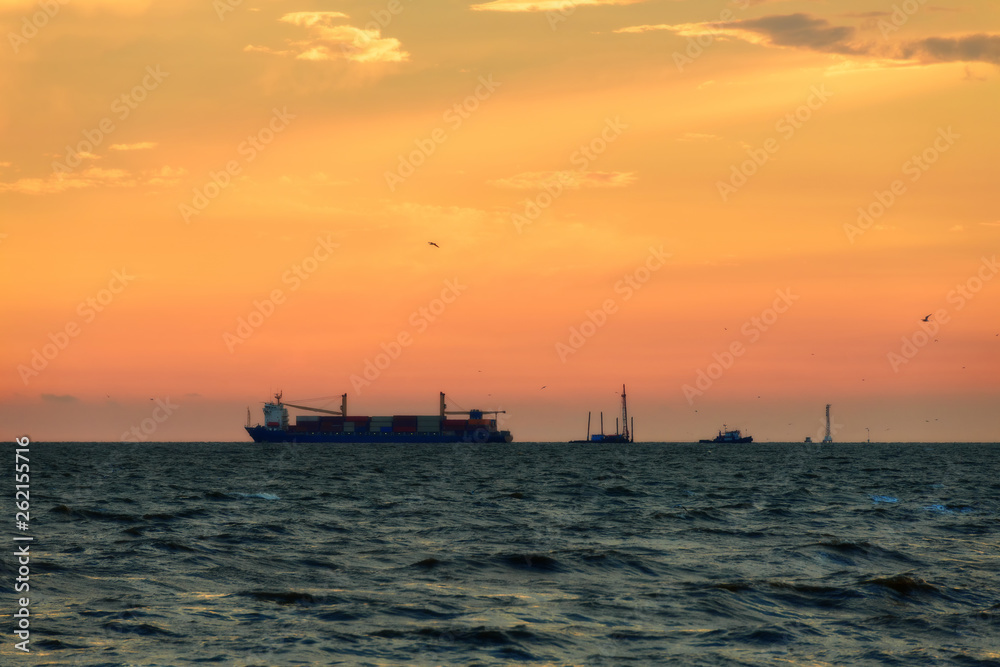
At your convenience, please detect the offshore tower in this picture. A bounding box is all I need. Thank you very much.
[822,404,833,443]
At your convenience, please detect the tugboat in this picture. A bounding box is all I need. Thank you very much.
[699,426,752,444]
[569,384,633,443]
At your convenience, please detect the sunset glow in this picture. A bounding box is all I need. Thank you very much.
[2,0,998,442]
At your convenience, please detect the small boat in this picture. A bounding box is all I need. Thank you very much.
[699,426,752,444]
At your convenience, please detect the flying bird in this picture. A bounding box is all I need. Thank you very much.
[922,314,932,322]
[428,241,439,248]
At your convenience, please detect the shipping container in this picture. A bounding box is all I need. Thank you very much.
[394,426,417,433]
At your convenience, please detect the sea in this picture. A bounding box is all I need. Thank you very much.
[4,441,999,666]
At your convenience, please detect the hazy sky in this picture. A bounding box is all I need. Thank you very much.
[2,0,998,442]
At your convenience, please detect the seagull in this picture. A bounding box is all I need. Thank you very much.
[540,386,547,389]
[428,241,439,248]
[922,314,932,322]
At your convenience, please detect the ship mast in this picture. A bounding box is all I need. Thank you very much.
[621,384,630,442]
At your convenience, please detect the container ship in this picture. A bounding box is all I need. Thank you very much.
[245,392,513,443]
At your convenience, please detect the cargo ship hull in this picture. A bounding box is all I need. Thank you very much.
[246,425,512,444]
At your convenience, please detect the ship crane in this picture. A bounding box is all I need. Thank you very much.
[271,391,347,416]
[439,392,506,419]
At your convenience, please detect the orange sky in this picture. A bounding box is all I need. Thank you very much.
[2,0,998,442]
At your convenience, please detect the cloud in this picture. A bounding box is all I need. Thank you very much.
[247,11,409,64]
[719,13,862,54]
[900,34,1000,66]
[41,393,78,403]
[471,0,644,11]
[109,142,158,151]
[981,221,1000,227]
[0,167,138,195]
[145,165,187,187]
[616,12,1000,67]
[613,24,678,35]
[489,170,636,189]
[280,11,350,27]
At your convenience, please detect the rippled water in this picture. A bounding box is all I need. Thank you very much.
[5,442,999,665]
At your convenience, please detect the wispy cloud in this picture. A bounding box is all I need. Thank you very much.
[900,34,1000,66]
[0,165,184,195]
[471,0,644,12]
[490,170,636,189]
[110,142,158,151]
[246,11,409,63]
[617,13,1000,66]
[146,165,187,187]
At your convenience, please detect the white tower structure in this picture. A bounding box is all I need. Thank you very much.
[822,404,833,443]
